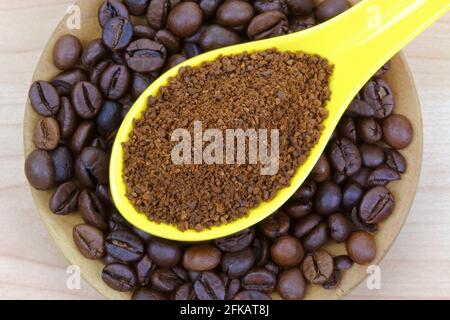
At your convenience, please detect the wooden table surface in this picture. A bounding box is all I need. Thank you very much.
[0,0,449,300]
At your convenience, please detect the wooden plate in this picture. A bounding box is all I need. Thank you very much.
[23,0,423,299]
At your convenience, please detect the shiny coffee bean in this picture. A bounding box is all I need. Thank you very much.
[346,231,377,265]
[29,81,60,117]
[346,96,376,118]
[289,15,316,32]
[216,1,254,27]
[222,275,241,300]
[327,212,352,243]
[90,60,113,87]
[337,117,357,142]
[134,24,157,39]
[357,117,383,144]
[50,145,74,184]
[302,250,334,284]
[286,0,314,15]
[167,2,203,38]
[270,235,304,267]
[283,201,312,219]
[315,0,351,22]
[291,180,316,202]
[70,120,96,154]
[98,0,130,27]
[125,39,167,73]
[183,42,203,58]
[132,288,167,300]
[334,255,353,270]
[33,117,60,151]
[234,290,271,300]
[276,268,306,300]
[199,0,222,17]
[99,64,131,100]
[247,11,288,40]
[385,149,407,173]
[105,230,144,263]
[311,154,331,182]
[350,166,371,188]
[131,226,154,243]
[342,181,364,211]
[367,165,400,187]
[333,171,347,185]
[329,137,362,176]
[302,222,329,252]
[155,30,181,54]
[103,17,134,51]
[199,25,241,51]
[360,144,385,168]
[382,114,413,149]
[241,268,276,292]
[52,69,88,96]
[362,78,394,119]
[252,234,270,267]
[124,0,150,15]
[71,82,103,119]
[75,147,109,189]
[146,0,173,30]
[53,34,82,70]
[109,210,131,232]
[182,244,222,271]
[171,265,189,282]
[254,0,288,14]
[293,214,321,239]
[260,211,290,238]
[49,181,80,215]
[194,272,225,300]
[56,97,78,139]
[131,72,157,99]
[322,270,341,289]
[174,283,197,300]
[102,263,137,292]
[73,224,105,259]
[359,186,395,224]
[151,268,184,293]
[166,54,187,69]
[214,227,254,252]
[82,39,109,67]
[148,239,182,268]
[350,207,379,233]
[313,181,342,215]
[78,190,108,230]
[25,150,55,190]
[221,247,254,279]
[135,255,155,286]
[96,100,122,137]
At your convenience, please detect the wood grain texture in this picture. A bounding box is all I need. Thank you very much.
[0,0,449,300]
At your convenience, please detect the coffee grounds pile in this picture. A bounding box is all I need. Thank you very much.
[123,49,332,231]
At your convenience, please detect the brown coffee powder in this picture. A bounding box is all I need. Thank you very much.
[123,49,333,231]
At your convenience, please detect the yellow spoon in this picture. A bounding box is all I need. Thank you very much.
[111,0,450,242]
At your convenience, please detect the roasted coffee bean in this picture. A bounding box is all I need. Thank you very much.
[171,265,189,282]
[322,270,340,289]
[125,39,167,73]
[109,210,131,231]
[111,50,126,65]
[189,271,201,282]
[70,120,96,154]
[194,272,225,300]
[199,25,241,51]
[94,185,113,209]
[73,224,105,259]
[337,117,357,142]
[96,100,122,137]
[103,17,134,51]
[241,268,276,292]
[293,214,321,239]
[247,11,288,40]
[135,255,155,286]
[151,268,184,292]
[260,211,290,238]
[148,239,182,268]
[382,114,413,149]
[216,1,254,27]
[174,283,197,300]
[350,166,371,188]
[167,2,203,38]
[132,288,167,300]
[214,228,254,252]
[311,154,331,182]
[346,96,376,118]
[82,39,109,67]
[334,255,353,270]
[124,0,150,15]
[121,103,133,119]
[302,250,334,284]
[99,0,130,27]
[71,82,103,119]
[362,78,394,119]
[276,268,306,300]
[222,275,241,300]
[357,117,383,144]
[53,34,82,70]
[131,72,156,99]
[360,144,385,168]
[367,165,400,187]
[333,171,347,185]
[155,30,181,54]
[385,149,407,173]
[289,15,316,32]
[264,262,279,276]
[49,181,80,215]
[221,247,254,279]
[106,230,145,262]
[291,180,316,202]
[350,207,378,233]
[102,263,137,292]
[346,231,377,265]
[329,138,362,176]
[375,60,392,77]
[89,60,113,87]
[327,212,352,243]
[286,0,314,15]
[166,54,187,69]
[25,150,55,190]
[234,290,271,300]
[50,145,74,184]
[99,64,131,100]
[182,42,202,58]
[184,25,207,43]
[283,201,312,219]
[33,117,60,151]
[342,181,364,211]
[254,0,288,14]
[199,0,222,17]
[313,181,342,215]
[56,97,78,139]
[302,222,329,252]
[271,235,304,267]
[146,0,174,30]
[29,81,60,116]
[52,69,88,96]
[75,147,109,189]
[182,244,222,271]
[315,0,351,22]
[134,24,157,39]
[78,190,108,230]
[359,186,395,224]
[131,226,153,243]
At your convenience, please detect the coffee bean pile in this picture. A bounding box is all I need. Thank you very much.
[123,50,332,231]
[25,0,414,300]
